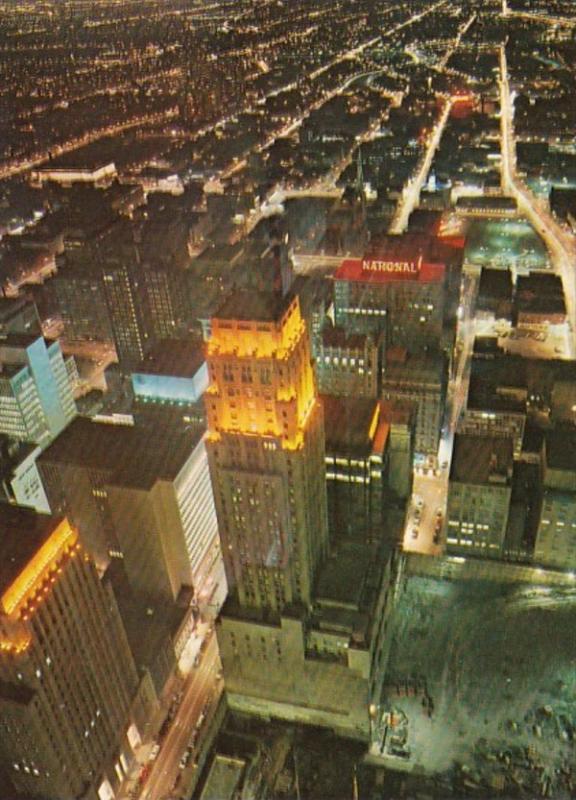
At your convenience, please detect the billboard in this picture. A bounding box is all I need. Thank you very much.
[361,255,422,279]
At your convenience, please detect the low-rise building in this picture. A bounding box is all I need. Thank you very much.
[534,428,576,570]
[446,434,514,558]
[476,267,513,320]
[515,273,566,328]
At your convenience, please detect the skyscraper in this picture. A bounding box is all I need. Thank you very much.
[39,418,224,610]
[0,334,76,447]
[0,508,142,800]
[205,290,329,612]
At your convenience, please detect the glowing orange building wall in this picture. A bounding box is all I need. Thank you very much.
[205,291,329,611]
[0,512,139,800]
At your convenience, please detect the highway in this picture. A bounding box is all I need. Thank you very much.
[499,45,576,357]
[139,634,222,800]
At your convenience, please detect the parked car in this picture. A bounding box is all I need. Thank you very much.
[148,743,160,762]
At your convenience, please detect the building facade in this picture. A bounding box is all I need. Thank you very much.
[39,418,224,611]
[0,335,76,447]
[534,428,576,570]
[446,434,514,558]
[322,396,389,543]
[204,291,329,612]
[315,327,380,399]
[381,348,446,458]
[333,241,445,353]
[0,510,144,800]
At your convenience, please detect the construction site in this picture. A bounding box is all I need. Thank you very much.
[371,574,576,797]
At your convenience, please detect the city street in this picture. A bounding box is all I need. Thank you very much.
[499,45,576,358]
[389,99,452,234]
[135,633,222,800]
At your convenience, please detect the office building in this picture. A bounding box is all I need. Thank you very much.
[0,509,146,800]
[39,418,224,611]
[131,338,208,430]
[0,334,76,447]
[0,438,50,513]
[381,347,447,458]
[102,257,153,369]
[204,290,329,612]
[52,260,114,342]
[446,434,514,558]
[534,428,576,570]
[323,396,389,543]
[315,327,380,398]
[333,234,446,352]
[379,400,415,500]
[217,542,397,741]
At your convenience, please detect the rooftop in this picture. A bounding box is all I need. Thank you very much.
[478,267,513,299]
[200,755,246,800]
[315,542,372,609]
[546,427,576,473]
[382,349,446,385]
[0,679,35,707]
[0,333,42,350]
[213,290,289,323]
[451,434,513,485]
[0,507,60,597]
[321,395,386,455]
[335,234,447,285]
[133,338,205,379]
[321,326,371,350]
[39,417,204,490]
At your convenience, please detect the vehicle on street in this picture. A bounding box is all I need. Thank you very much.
[148,743,160,762]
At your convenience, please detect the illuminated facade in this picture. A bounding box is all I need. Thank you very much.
[205,291,329,611]
[0,510,142,800]
[332,235,449,353]
[39,418,224,610]
[315,327,380,399]
[0,334,77,447]
[446,434,513,558]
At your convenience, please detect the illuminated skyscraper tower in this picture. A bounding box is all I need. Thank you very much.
[205,291,328,611]
[0,509,142,800]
